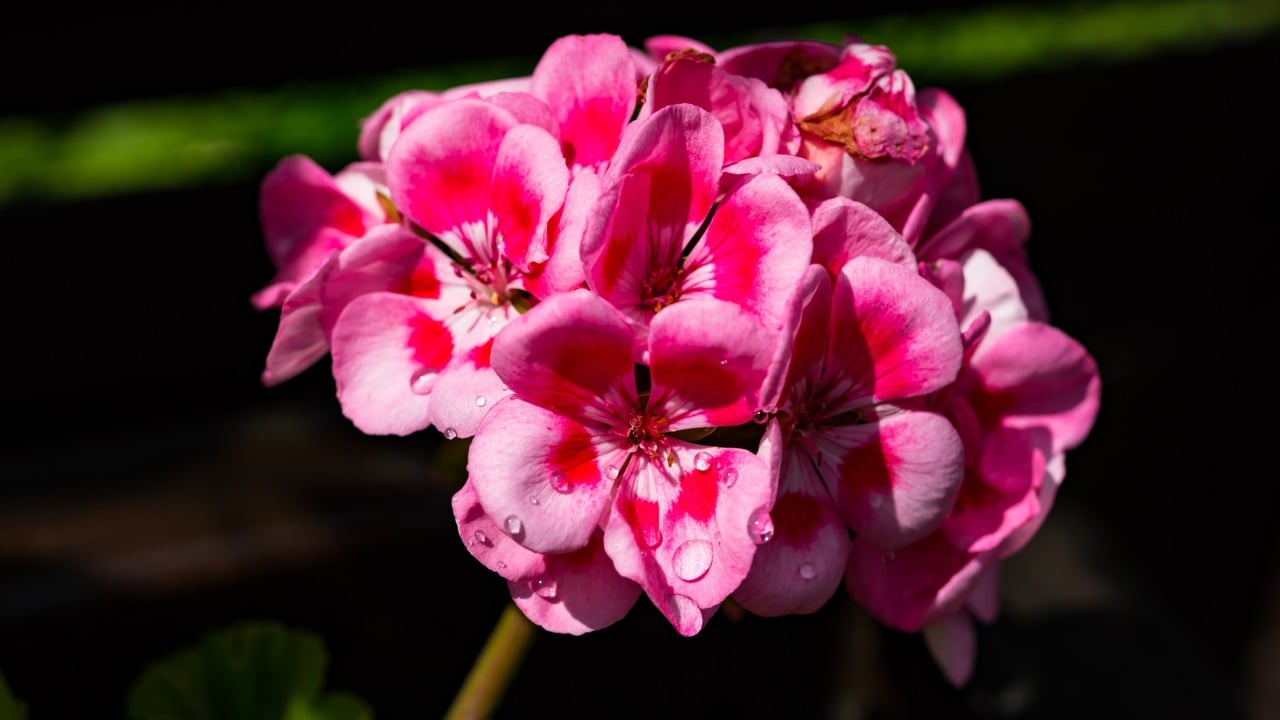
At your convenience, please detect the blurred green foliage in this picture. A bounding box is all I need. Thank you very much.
[0,671,26,720]
[0,0,1275,208]
[126,621,372,720]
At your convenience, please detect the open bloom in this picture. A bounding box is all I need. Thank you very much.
[462,290,782,635]
[733,253,966,617]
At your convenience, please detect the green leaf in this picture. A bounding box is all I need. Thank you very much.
[126,620,372,720]
[0,671,27,720]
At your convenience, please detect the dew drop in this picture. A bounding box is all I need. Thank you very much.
[504,515,524,537]
[550,472,571,493]
[531,576,558,600]
[443,427,458,440]
[475,395,487,407]
[672,539,714,581]
[410,369,436,395]
[667,593,704,635]
[748,508,774,544]
[473,530,490,546]
[752,410,769,424]
[719,358,728,366]
[799,562,817,580]
[495,560,507,569]
[640,525,663,549]
[721,467,738,487]
[606,465,620,480]
[528,495,540,505]
[693,452,712,472]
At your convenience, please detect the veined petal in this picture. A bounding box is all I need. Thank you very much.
[971,321,1101,455]
[386,98,518,240]
[733,449,850,616]
[941,426,1044,554]
[491,123,570,271]
[523,170,600,298]
[648,299,778,428]
[427,345,511,440]
[453,480,545,581]
[811,196,917,277]
[831,256,964,403]
[681,172,813,332]
[604,442,773,635]
[819,410,964,550]
[531,33,637,173]
[507,531,643,636]
[319,224,425,336]
[469,397,622,555]
[491,289,636,421]
[330,293,447,436]
[261,252,337,387]
[259,155,372,275]
[846,531,988,632]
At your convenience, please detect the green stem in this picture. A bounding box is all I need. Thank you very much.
[444,602,537,720]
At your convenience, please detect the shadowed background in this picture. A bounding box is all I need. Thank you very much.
[2,2,1277,718]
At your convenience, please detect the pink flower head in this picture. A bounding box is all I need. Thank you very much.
[734,256,966,617]
[328,95,570,438]
[464,289,782,636]
[582,103,814,351]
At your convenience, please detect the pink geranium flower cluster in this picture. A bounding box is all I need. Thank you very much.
[253,32,1100,686]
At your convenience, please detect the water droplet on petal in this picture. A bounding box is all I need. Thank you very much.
[667,593,704,635]
[721,467,738,487]
[748,508,774,544]
[606,465,620,480]
[550,472,571,493]
[752,410,769,424]
[693,452,712,472]
[443,427,458,440]
[504,515,523,537]
[719,358,728,366]
[799,562,817,580]
[528,495,540,505]
[475,395,487,407]
[672,539,713,581]
[473,530,490,546]
[410,369,436,395]
[495,560,506,569]
[641,525,663,549]
[531,576,558,599]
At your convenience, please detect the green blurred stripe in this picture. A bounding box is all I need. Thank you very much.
[1,0,1275,207]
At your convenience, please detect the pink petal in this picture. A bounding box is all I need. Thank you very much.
[469,397,622,554]
[490,123,570,270]
[644,35,718,60]
[531,33,637,173]
[648,299,779,428]
[717,40,841,90]
[760,265,826,413]
[261,252,336,386]
[522,170,600,298]
[386,98,517,239]
[259,155,373,275]
[453,480,546,581]
[680,172,813,332]
[329,292,449,436]
[959,249,1030,344]
[484,92,559,136]
[850,70,928,162]
[603,442,773,635]
[319,224,426,336]
[823,409,964,550]
[811,196,917,276]
[923,612,977,687]
[507,532,643,635]
[919,198,1030,263]
[831,257,964,402]
[357,90,444,162]
[427,350,511,440]
[733,450,850,616]
[971,321,1102,454]
[845,531,988,632]
[490,289,636,421]
[941,426,1045,554]
[966,563,1001,623]
[899,88,969,247]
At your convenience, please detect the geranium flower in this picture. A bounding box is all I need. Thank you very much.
[463,289,782,635]
[733,254,966,617]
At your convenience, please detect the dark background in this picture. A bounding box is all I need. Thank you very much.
[2,4,1277,718]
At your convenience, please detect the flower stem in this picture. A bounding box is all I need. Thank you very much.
[444,602,537,720]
